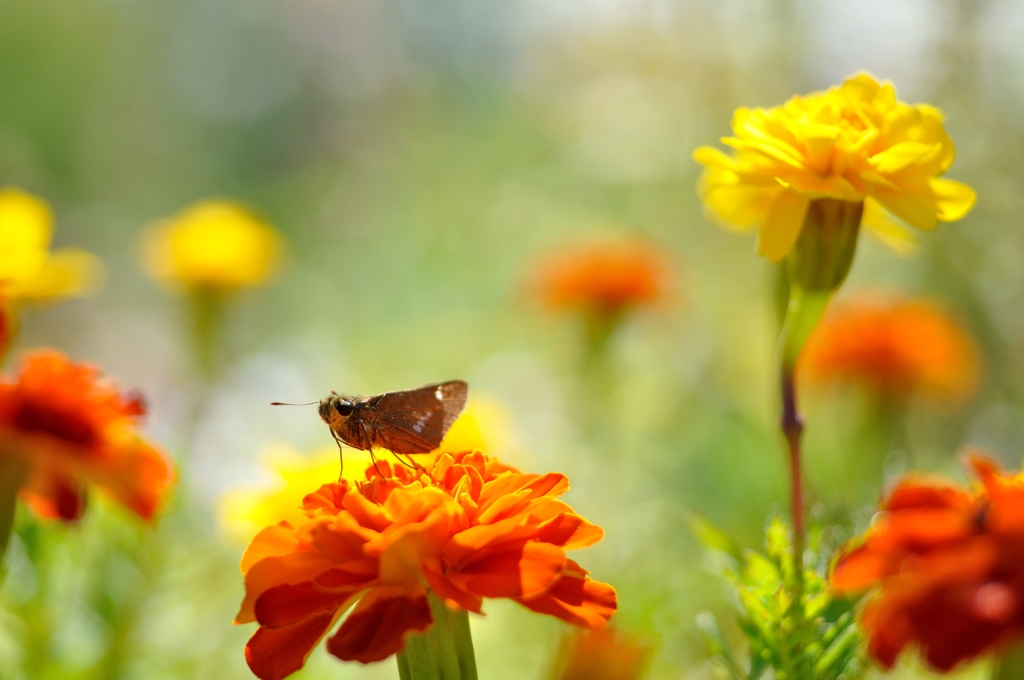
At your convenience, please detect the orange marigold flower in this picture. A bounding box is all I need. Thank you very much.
[532,240,671,317]
[831,453,1024,671]
[236,451,615,680]
[800,297,980,402]
[0,350,173,522]
[548,627,652,680]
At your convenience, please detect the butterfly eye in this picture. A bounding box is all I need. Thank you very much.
[335,401,354,417]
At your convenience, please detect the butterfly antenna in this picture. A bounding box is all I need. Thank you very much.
[270,401,319,406]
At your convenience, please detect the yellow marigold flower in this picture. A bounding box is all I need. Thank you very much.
[693,73,976,261]
[0,187,103,303]
[139,200,285,292]
[218,397,510,542]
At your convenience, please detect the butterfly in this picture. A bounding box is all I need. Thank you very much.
[274,380,468,476]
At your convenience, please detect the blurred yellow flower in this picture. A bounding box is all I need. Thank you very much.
[139,200,285,292]
[218,396,511,542]
[0,187,103,303]
[693,73,976,261]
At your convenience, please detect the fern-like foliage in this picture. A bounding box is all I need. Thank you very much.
[693,515,865,680]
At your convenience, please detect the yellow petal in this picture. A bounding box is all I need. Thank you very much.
[692,146,736,171]
[861,198,918,256]
[0,188,54,288]
[931,178,976,222]
[756,190,808,262]
[870,142,936,175]
[699,170,775,232]
[15,249,105,302]
[871,187,937,232]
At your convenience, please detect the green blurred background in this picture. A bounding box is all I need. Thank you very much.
[0,0,1021,678]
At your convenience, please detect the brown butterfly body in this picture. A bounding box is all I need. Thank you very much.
[317,380,468,458]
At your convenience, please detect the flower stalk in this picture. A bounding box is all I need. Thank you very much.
[0,452,26,565]
[397,593,478,680]
[778,198,863,603]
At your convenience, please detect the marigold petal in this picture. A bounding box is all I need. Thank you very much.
[255,581,363,629]
[698,171,775,231]
[930,178,976,222]
[830,546,892,593]
[516,559,617,629]
[884,479,973,511]
[861,199,918,256]
[871,187,937,231]
[326,585,433,663]
[241,524,304,574]
[236,550,339,624]
[244,612,336,680]
[305,514,378,563]
[420,557,484,613]
[756,190,808,261]
[16,249,104,302]
[84,437,173,522]
[19,467,87,521]
[448,540,564,599]
[535,512,604,550]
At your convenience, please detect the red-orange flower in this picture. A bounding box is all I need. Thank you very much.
[831,453,1024,671]
[801,297,980,402]
[548,627,652,680]
[237,451,616,680]
[0,350,173,521]
[532,240,671,317]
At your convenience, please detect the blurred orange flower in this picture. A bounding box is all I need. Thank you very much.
[547,627,651,680]
[237,451,615,680]
[800,297,980,402]
[532,240,671,318]
[831,453,1024,671]
[0,350,174,521]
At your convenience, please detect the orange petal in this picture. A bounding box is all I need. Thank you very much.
[830,546,892,592]
[443,516,540,564]
[305,514,378,562]
[420,557,484,613]
[241,524,304,574]
[19,467,87,521]
[254,580,361,629]
[447,540,564,598]
[535,512,604,550]
[244,612,336,680]
[326,585,433,663]
[85,436,173,521]
[516,560,617,628]
[236,550,338,624]
[885,478,972,511]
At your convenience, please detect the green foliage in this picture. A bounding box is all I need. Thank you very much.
[695,516,864,680]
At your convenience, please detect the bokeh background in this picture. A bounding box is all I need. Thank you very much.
[1,0,1022,678]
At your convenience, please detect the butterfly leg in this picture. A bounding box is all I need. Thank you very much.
[388,451,418,470]
[331,432,346,481]
[367,448,385,479]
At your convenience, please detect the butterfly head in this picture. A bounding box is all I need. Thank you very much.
[319,393,355,429]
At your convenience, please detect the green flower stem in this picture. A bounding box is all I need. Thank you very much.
[397,593,478,680]
[994,642,1024,680]
[777,198,863,611]
[189,289,227,381]
[0,453,27,566]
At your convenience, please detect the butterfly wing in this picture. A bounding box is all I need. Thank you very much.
[370,380,468,454]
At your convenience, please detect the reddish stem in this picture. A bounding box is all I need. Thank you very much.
[781,372,805,594]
